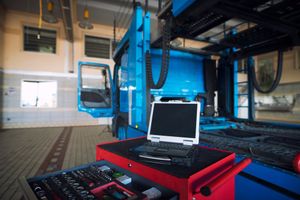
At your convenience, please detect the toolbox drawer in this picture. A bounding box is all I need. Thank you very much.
[19,160,178,200]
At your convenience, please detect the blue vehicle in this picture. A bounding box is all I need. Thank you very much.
[78,1,300,199]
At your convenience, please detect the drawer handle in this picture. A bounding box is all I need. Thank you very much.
[199,158,252,196]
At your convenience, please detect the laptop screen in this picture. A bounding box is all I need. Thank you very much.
[148,102,200,144]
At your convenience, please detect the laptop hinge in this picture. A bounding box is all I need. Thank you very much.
[183,140,193,146]
[150,137,160,143]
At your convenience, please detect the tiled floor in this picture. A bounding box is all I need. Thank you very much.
[0,125,116,200]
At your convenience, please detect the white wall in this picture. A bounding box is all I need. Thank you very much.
[0,10,116,128]
[2,10,116,72]
[1,71,113,128]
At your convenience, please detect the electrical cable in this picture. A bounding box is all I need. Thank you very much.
[116,3,127,39]
[120,9,132,37]
[116,1,128,29]
[116,0,131,39]
[146,18,171,89]
[123,6,133,29]
[122,12,133,35]
[117,2,129,28]
[39,0,43,29]
[115,0,128,21]
[120,16,130,36]
[251,50,283,93]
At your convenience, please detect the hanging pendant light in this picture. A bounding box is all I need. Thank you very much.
[79,1,93,30]
[42,0,58,24]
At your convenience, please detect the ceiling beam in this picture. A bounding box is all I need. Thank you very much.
[213,2,300,35]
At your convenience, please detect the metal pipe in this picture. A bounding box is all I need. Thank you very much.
[158,0,162,14]
[113,16,116,51]
[145,0,148,13]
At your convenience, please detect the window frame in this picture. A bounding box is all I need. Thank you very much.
[84,34,112,59]
[23,25,57,54]
[20,79,58,108]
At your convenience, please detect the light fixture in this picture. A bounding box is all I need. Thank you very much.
[79,1,93,30]
[42,0,58,24]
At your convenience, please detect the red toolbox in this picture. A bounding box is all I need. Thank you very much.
[96,137,251,200]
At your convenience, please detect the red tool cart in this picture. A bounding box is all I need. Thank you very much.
[96,137,251,200]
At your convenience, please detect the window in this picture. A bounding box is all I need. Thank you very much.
[21,80,57,108]
[236,60,249,119]
[23,26,56,53]
[254,51,300,123]
[236,51,300,123]
[80,65,112,108]
[81,67,110,90]
[85,35,111,59]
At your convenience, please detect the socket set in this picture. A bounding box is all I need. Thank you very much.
[27,165,145,200]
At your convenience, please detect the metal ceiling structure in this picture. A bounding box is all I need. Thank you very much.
[153,0,300,60]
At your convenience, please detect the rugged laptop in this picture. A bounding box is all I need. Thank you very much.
[133,101,200,162]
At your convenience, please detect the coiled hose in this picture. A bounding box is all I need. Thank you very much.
[251,50,283,93]
[146,18,171,89]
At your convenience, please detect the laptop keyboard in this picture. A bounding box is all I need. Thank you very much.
[144,142,192,150]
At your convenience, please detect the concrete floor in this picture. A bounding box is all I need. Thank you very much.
[0,125,116,200]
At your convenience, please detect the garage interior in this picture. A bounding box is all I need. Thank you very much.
[0,0,300,200]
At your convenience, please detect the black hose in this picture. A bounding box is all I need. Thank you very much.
[251,50,283,93]
[146,18,171,89]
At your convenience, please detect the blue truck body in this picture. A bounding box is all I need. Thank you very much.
[77,3,300,199]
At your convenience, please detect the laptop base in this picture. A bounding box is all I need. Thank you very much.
[136,150,197,167]
[133,141,196,157]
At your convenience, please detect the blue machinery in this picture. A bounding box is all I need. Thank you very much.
[78,1,300,199]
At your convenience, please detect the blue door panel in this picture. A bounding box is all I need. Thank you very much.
[77,61,114,118]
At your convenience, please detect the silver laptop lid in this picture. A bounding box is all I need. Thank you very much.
[147,101,200,145]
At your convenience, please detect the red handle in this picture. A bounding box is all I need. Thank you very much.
[200,158,252,196]
[293,153,300,173]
